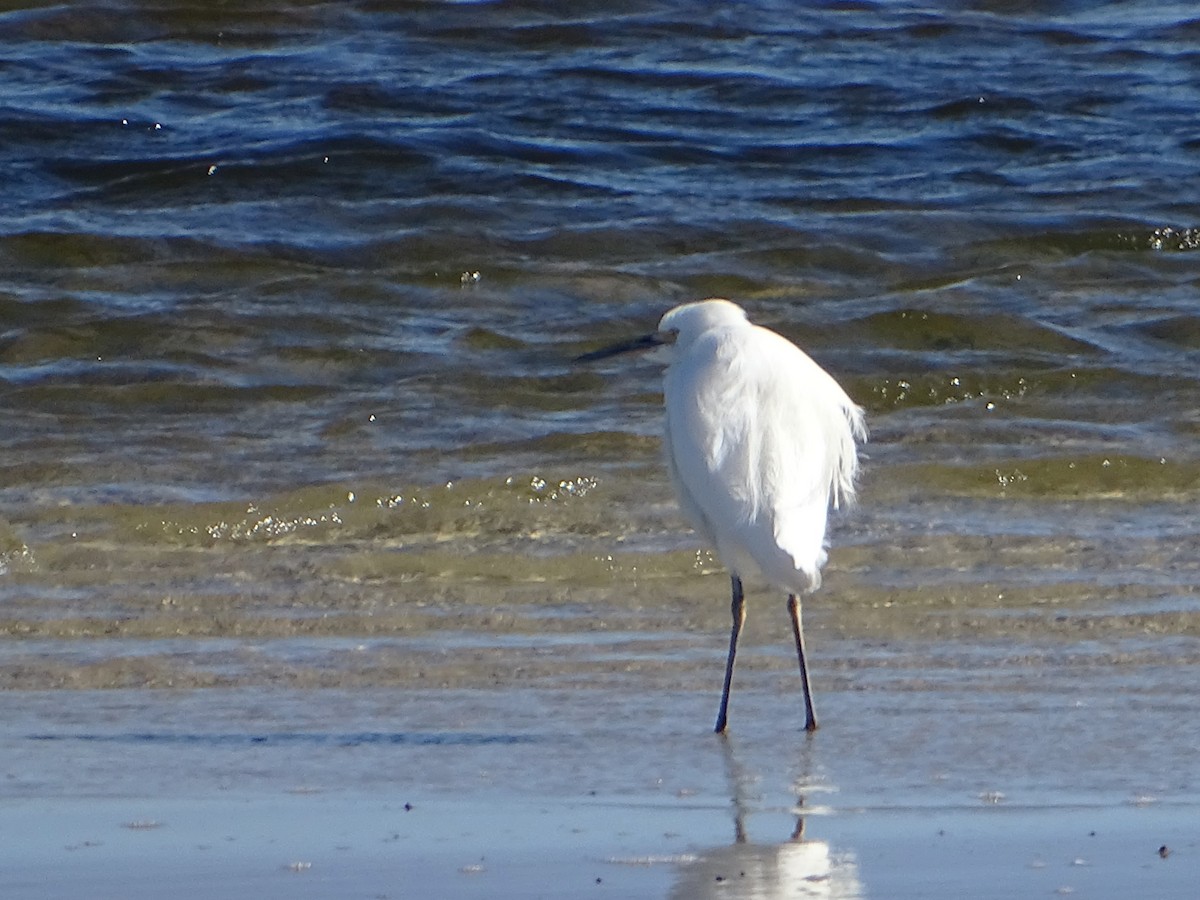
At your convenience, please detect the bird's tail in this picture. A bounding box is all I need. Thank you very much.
[832,401,867,510]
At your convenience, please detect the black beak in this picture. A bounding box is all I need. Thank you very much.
[575,331,672,363]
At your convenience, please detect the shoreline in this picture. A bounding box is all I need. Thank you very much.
[8,790,1193,899]
[5,676,1197,899]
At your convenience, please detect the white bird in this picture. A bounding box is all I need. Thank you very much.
[579,299,866,733]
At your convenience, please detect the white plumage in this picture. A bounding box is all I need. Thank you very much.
[579,298,866,733]
[660,299,863,595]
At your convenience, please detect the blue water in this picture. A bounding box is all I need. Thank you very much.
[3,2,1200,501]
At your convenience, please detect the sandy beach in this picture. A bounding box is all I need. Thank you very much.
[5,600,1197,899]
[9,790,1193,899]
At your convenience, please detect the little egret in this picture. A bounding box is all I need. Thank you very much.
[578,299,866,733]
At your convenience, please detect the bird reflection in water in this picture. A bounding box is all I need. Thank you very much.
[669,739,863,900]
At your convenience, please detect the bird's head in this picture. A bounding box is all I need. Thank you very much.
[576,298,747,364]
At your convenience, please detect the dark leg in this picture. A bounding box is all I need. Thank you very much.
[787,594,818,732]
[714,575,746,734]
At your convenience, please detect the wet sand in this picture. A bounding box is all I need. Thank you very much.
[8,792,1194,899]
[4,617,1197,899]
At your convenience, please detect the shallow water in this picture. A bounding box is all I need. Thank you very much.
[2,2,1200,895]
[5,677,1198,898]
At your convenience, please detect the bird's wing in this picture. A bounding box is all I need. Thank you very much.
[664,325,863,591]
[751,326,864,587]
[749,326,865,515]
